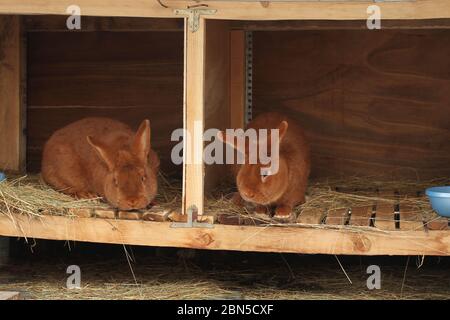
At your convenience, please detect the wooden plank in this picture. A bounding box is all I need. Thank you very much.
[217,213,239,225]
[0,291,20,300]
[230,30,245,130]
[252,30,450,180]
[374,204,397,231]
[297,208,323,225]
[118,211,143,220]
[217,213,269,226]
[183,17,206,215]
[325,208,349,226]
[142,207,170,222]
[0,213,449,256]
[0,1,449,20]
[427,216,449,231]
[94,209,116,219]
[0,16,25,172]
[232,19,450,31]
[399,205,424,231]
[67,208,92,218]
[204,20,231,191]
[24,15,183,32]
[349,206,373,227]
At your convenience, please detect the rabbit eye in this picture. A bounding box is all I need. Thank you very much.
[141,175,147,182]
[261,174,269,183]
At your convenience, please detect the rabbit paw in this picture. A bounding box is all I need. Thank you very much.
[231,192,244,206]
[75,191,98,199]
[255,205,269,215]
[274,205,292,217]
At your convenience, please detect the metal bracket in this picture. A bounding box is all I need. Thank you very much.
[171,205,214,229]
[174,8,217,33]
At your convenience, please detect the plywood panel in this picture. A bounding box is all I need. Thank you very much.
[204,20,231,191]
[230,30,245,130]
[0,16,25,172]
[27,31,184,175]
[24,15,184,32]
[253,30,450,180]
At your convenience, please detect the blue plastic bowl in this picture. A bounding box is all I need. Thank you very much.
[426,186,450,218]
[0,172,5,182]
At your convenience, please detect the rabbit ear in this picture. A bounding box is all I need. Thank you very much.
[216,130,232,147]
[217,131,244,152]
[87,136,115,171]
[278,121,288,142]
[133,119,151,163]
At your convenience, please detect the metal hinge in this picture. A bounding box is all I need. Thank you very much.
[174,8,217,32]
[171,205,214,229]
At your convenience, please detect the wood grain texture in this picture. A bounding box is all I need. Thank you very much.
[184,17,206,215]
[230,30,245,130]
[24,15,184,32]
[253,30,450,180]
[204,20,231,191]
[399,204,424,231]
[349,206,373,227]
[297,208,323,224]
[0,16,25,172]
[0,0,449,20]
[374,204,397,231]
[232,19,450,31]
[26,31,184,175]
[326,208,349,226]
[427,217,449,230]
[0,213,450,256]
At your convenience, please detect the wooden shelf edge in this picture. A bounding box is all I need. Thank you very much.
[0,0,449,20]
[0,213,449,256]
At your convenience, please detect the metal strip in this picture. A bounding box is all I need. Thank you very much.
[244,31,253,125]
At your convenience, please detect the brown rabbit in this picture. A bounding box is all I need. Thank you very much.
[41,117,159,210]
[218,112,310,217]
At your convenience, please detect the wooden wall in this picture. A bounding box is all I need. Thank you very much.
[0,16,25,173]
[204,20,231,191]
[253,30,450,180]
[27,31,184,175]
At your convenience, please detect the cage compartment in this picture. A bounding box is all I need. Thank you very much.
[0,15,184,222]
[201,19,450,252]
[0,14,450,256]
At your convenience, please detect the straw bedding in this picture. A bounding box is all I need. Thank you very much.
[0,173,448,221]
[1,253,449,300]
[0,173,181,218]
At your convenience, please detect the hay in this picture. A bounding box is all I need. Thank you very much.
[0,173,182,218]
[206,176,450,224]
[1,254,449,300]
[0,173,448,223]
[0,175,106,218]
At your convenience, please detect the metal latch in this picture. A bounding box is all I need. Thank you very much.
[174,8,217,32]
[171,205,214,228]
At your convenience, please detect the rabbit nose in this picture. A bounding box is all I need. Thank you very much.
[128,198,142,208]
[242,190,254,199]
